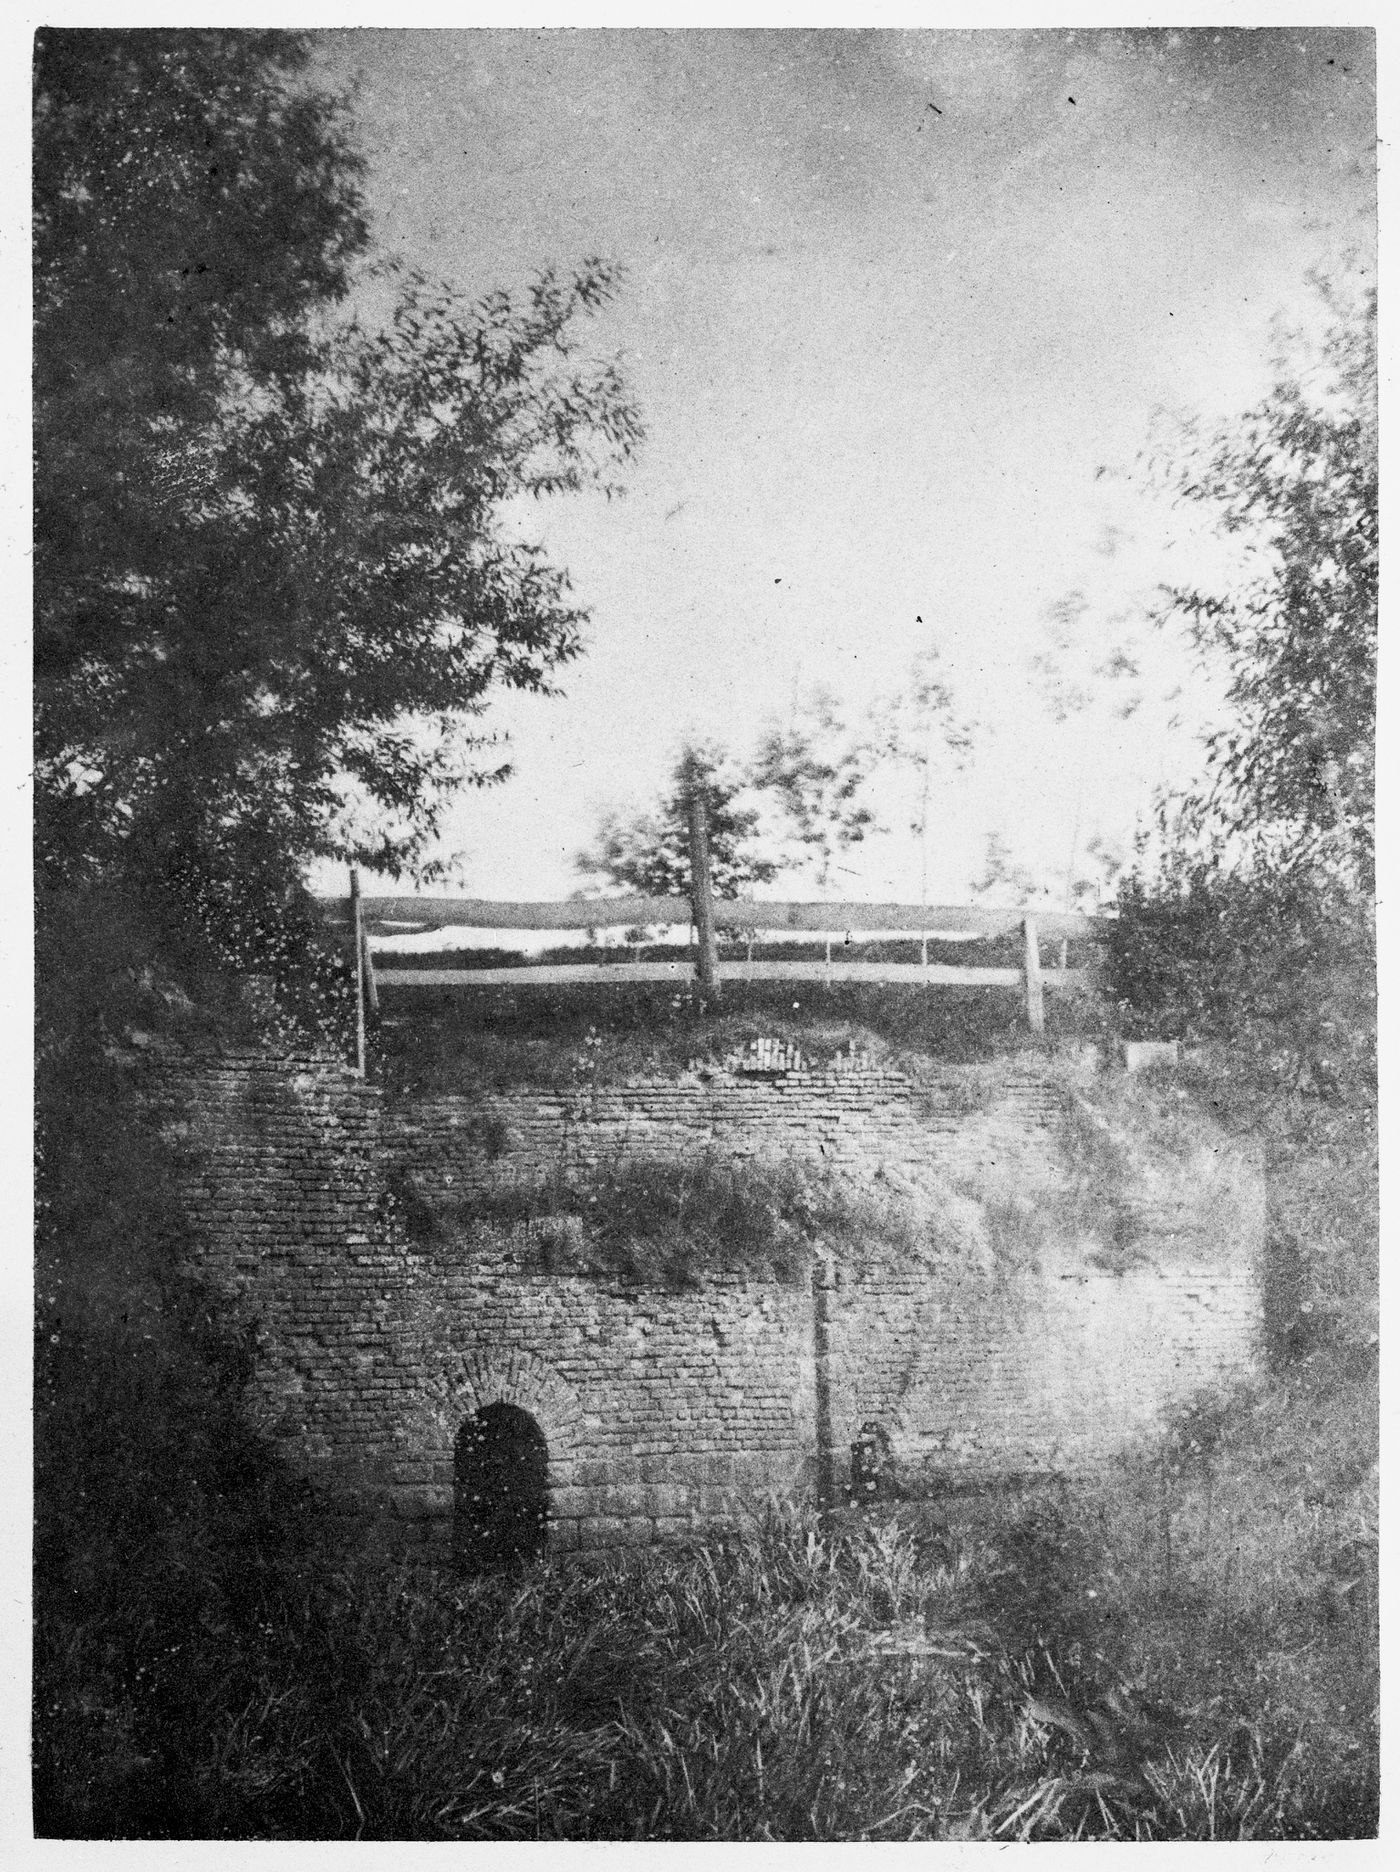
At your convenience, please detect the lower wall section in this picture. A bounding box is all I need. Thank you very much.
[827,1256,1261,1491]
[382,1252,815,1551]
[145,1044,1264,1553]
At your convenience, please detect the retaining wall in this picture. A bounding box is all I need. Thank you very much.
[145,1041,1263,1551]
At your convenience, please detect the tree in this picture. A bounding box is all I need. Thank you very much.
[1149,272,1376,886]
[34,30,642,1004]
[1107,274,1376,1091]
[576,742,778,900]
[751,687,877,891]
[1027,589,1153,911]
[864,646,974,908]
[970,831,1042,908]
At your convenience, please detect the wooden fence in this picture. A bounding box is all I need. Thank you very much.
[320,874,1101,1073]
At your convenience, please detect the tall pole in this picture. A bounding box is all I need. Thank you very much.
[350,866,367,1076]
[812,1247,835,1526]
[687,788,721,1000]
[920,753,931,983]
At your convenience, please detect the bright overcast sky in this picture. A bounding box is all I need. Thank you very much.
[306,24,1375,910]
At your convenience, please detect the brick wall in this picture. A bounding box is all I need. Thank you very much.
[146,1041,1263,1552]
[392,1054,1070,1201]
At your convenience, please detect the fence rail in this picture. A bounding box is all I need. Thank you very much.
[376,959,1088,990]
[318,893,1099,942]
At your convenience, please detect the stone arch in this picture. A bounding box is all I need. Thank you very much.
[437,1350,583,1562]
[440,1349,583,1471]
[454,1402,550,1569]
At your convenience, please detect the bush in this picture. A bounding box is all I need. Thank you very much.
[1104,849,1376,1357]
[1104,854,1374,1102]
[33,926,341,1836]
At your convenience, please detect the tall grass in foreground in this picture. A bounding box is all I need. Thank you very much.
[36,1405,1377,1839]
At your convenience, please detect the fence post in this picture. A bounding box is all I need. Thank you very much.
[350,867,367,1076]
[687,790,721,999]
[1022,913,1045,1035]
[361,913,379,1019]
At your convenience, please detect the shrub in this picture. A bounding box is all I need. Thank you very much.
[1104,854,1374,1102]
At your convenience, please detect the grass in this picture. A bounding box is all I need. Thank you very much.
[34,1454,1377,1840]
[373,978,1104,1095]
[391,1151,934,1288]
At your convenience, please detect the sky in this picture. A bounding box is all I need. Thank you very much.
[304,25,1375,918]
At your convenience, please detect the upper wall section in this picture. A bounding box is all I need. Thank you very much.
[389,1045,1261,1280]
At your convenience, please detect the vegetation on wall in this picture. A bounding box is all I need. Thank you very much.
[389,1152,931,1289]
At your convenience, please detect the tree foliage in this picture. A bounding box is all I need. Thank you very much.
[970,831,1042,907]
[34,29,642,1004]
[1151,274,1376,886]
[1108,274,1376,1089]
[575,743,777,900]
[865,646,974,902]
[581,659,977,906]
[1107,845,1374,1093]
[751,688,877,891]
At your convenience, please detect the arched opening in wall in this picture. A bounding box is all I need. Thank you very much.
[453,1403,549,1570]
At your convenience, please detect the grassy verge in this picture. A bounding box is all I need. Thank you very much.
[374,979,1105,1095]
[34,1468,1376,1840]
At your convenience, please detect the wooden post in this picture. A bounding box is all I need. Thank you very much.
[1022,913,1044,1035]
[360,917,379,1018]
[687,789,721,998]
[350,867,367,1076]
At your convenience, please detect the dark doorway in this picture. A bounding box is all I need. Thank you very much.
[453,1402,549,1570]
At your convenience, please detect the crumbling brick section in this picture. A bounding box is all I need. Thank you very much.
[143,1041,1263,1553]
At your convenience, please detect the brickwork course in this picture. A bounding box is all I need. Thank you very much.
[144,1037,1263,1554]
